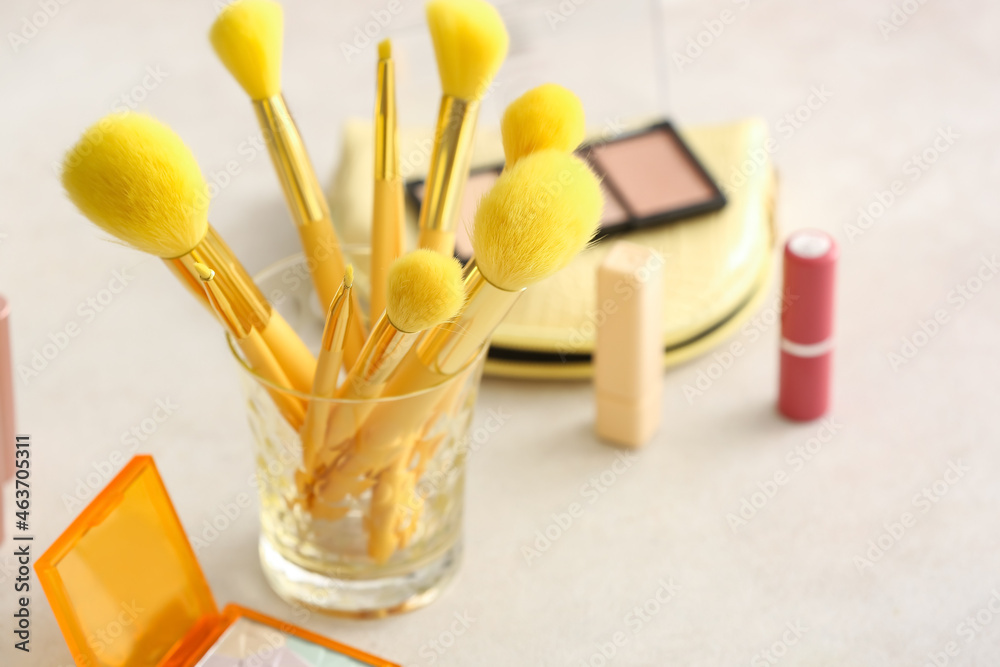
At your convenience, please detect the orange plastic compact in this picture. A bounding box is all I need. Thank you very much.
[35,455,398,667]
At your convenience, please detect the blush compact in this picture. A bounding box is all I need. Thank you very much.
[406,120,727,263]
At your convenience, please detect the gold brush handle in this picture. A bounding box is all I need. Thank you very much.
[370,178,405,318]
[368,375,467,561]
[309,269,519,504]
[254,95,367,368]
[417,95,479,255]
[167,226,317,394]
[305,318,414,474]
[310,324,487,509]
[367,454,406,563]
[310,372,453,508]
[237,329,306,429]
[404,269,521,378]
[197,262,307,429]
[260,314,317,395]
[371,56,404,318]
[301,277,353,480]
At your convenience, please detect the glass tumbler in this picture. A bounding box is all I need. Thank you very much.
[228,254,486,617]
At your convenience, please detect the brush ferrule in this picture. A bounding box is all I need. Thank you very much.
[343,317,416,400]
[417,95,480,249]
[202,275,248,339]
[168,226,271,333]
[374,59,399,181]
[255,95,328,226]
[321,281,353,353]
[415,266,522,377]
[253,95,366,363]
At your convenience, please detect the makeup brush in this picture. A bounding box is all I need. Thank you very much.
[308,250,464,478]
[362,150,602,561]
[194,262,305,428]
[61,112,316,393]
[370,39,405,320]
[210,0,367,368]
[300,266,355,479]
[369,377,464,563]
[418,0,509,255]
[458,82,586,274]
[500,83,585,165]
[365,150,603,445]
[367,453,408,563]
[312,151,601,520]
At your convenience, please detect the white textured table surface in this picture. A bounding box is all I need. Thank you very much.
[2,1,999,665]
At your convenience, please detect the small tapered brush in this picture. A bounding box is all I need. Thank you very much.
[313,251,464,549]
[312,267,356,403]
[307,249,464,480]
[500,83,585,165]
[210,0,367,369]
[417,0,509,255]
[343,249,465,402]
[299,266,356,494]
[370,39,405,320]
[357,150,603,563]
[61,112,317,393]
[194,262,305,428]
[363,150,603,450]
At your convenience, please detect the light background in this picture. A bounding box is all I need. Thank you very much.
[0,0,998,665]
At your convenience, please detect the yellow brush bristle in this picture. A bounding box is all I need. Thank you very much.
[386,249,465,333]
[426,0,509,100]
[62,112,210,258]
[210,0,283,100]
[501,83,585,164]
[471,150,603,292]
[378,39,392,60]
[344,264,355,288]
[193,262,215,281]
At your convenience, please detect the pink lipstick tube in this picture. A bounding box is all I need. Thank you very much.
[778,230,838,421]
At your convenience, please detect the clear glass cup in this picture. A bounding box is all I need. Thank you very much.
[228,254,487,617]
